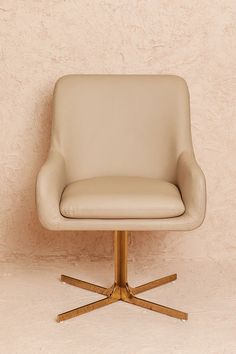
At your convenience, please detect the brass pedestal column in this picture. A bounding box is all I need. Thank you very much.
[57,231,188,322]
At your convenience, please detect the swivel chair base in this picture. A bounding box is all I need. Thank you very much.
[57,231,188,322]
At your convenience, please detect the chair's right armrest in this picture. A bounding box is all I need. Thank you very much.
[36,150,66,230]
[177,151,207,229]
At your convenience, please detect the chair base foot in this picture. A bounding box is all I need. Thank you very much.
[57,273,188,322]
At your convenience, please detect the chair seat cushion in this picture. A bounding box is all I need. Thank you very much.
[60,176,185,219]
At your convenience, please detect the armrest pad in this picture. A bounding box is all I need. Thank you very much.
[177,151,206,228]
[36,151,66,229]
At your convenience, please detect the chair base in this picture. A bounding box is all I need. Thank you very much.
[57,231,188,322]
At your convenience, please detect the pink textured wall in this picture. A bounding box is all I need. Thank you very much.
[1,1,236,261]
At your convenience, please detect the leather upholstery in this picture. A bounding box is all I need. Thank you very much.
[36,75,206,231]
[60,176,185,219]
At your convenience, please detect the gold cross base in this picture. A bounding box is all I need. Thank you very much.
[57,231,188,322]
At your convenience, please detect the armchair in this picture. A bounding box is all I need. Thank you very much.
[36,75,206,322]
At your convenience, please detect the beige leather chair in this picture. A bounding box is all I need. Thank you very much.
[36,75,206,322]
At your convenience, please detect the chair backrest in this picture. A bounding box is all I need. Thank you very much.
[51,75,193,184]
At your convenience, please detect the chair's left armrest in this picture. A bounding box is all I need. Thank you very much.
[177,151,207,229]
[36,150,66,230]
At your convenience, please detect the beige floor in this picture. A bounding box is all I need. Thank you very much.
[0,257,235,354]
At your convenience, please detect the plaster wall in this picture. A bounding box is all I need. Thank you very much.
[0,0,236,261]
